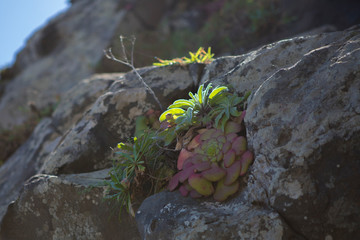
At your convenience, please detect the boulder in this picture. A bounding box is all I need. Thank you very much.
[136,26,360,239]
[136,191,300,240]
[244,27,360,239]
[0,75,115,221]
[0,171,140,240]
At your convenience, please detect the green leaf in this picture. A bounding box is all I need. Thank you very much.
[188,92,197,102]
[225,107,230,119]
[202,84,213,105]
[168,99,195,109]
[159,108,186,122]
[197,85,204,104]
[230,107,241,116]
[158,127,177,145]
[220,115,228,131]
[215,112,224,128]
[138,165,146,172]
[209,86,228,99]
[189,51,196,61]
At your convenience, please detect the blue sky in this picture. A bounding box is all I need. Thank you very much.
[0,0,69,69]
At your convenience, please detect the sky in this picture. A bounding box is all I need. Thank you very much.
[0,0,70,69]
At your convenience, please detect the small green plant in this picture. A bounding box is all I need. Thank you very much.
[104,131,171,216]
[158,84,247,145]
[158,84,252,201]
[104,83,252,217]
[104,111,175,217]
[153,47,214,66]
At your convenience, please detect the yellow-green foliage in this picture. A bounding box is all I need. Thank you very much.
[153,47,214,66]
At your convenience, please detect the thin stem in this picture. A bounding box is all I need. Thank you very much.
[104,37,163,111]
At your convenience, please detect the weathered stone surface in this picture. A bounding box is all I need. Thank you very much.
[0,118,54,221]
[136,26,360,239]
[136,191,300,240]
[1,24,360,240]
[0,172,140,240]
[0,76,113,222]
[40,65,198,175]
[244,27,360,239]
[0,0,127,129]
[201,26,360,95]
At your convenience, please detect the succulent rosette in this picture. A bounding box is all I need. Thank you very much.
[168,117,254,201]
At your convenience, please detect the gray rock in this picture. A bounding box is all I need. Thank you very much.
[40,65,199,175]
[0,118,54,221]
[0,76,113,222]
[0,172,140,240]
[0,0,127,129]
[0,62,200,236]
[201,27,358,96]
[136,27,360,239]
[244,27,360,239]
[136,191,301,240]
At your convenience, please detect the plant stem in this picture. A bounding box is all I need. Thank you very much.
[104,36,163,111]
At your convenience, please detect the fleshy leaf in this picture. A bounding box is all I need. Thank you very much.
[223,149,236,168]
[226,133,238,142]
[201,164,226,182]
[179,165,196,182]
[213,179,239,201]
[188,174,214,196]
[239,151,254,176]
[177,148,194,170]
[224,121,242,134]
[187,134,201,150]
[179,185,189,196]
[224,159,241,185]
[231,136,247,155]
[168,172,181,191]
[183,154,203,167]
[193,161,212,172]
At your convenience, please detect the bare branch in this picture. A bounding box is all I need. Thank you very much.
[119,35,129,63]
[104,37,163,111]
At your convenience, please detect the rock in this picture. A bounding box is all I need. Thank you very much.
[244,27,360,239]
[136,26,360,239]
[0,75,114,221]
[0,0,128,129]
[0,171,140,240]
[136,191,300,240]
[2,0,360,131]
[0,118,54,221]
[200,26,357,94]
[0,63,198,222]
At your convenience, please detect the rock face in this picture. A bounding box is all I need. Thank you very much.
[1,26,360,239]
[0,64,198,222]
[136,26,360,239]
[0,172,140,240]
[0,0,129,129]
[2,0,360,130]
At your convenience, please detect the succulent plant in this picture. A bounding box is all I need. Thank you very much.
[168,116,254,201]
